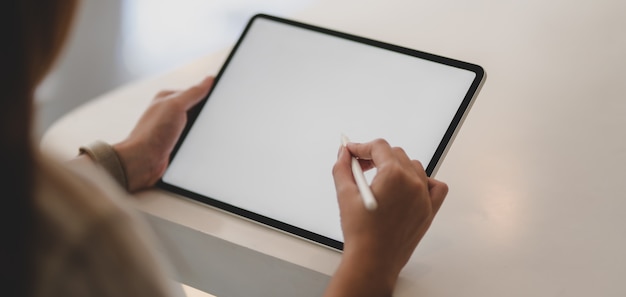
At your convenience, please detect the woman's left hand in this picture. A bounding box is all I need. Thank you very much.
[113,76,214,192]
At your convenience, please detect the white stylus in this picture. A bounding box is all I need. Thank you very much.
[341,134,378,211]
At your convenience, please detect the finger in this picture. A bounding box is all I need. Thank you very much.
[391,146,414,170]
[345,138,394,168]
[427,178,448,214]
[177,76,215,110]
[339,140,374,171]
[410,160,429,181]
[357,158,375,172]
[332,146,359,199]
[154,89,178,99]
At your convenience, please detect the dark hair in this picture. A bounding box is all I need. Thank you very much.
[0,1,77,295]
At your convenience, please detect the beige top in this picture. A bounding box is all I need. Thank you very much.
[31,154,180,297]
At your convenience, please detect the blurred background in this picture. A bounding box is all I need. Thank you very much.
[35,0,314,137]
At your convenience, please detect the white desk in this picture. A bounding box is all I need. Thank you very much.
[42,1,626,296]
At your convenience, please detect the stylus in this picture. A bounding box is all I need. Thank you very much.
[341,134,378,211]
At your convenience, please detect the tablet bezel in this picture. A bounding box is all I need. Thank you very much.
[157,13,485,251]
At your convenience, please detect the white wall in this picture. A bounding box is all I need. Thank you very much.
[35,0,314,137]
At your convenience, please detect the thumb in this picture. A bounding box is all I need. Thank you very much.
[178,76,215,110]
[428,178,448,215]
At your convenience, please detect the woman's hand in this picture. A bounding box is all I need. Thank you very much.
[325,138,448,297]
[113,76,214,192]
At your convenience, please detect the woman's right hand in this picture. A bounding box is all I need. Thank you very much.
[325,139,448,297]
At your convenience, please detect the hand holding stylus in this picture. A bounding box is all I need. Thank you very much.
[341,134,378,211]
[326,138,448,297]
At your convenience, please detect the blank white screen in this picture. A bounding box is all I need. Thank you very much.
[163,17,476,243]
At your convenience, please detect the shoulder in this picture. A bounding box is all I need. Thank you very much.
[32,154,177,297]
[34,154,132,242]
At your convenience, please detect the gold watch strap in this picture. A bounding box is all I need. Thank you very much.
[79,141,128,190]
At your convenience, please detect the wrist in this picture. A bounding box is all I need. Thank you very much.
[345,247,399,290]
[79,141,128,190]
[324,249,397,297]
[343,237,402,280]
[113,140,156,192]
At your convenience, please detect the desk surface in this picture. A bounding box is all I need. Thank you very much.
[41,0,626,296]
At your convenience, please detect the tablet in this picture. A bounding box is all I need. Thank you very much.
[159,14,485,250]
